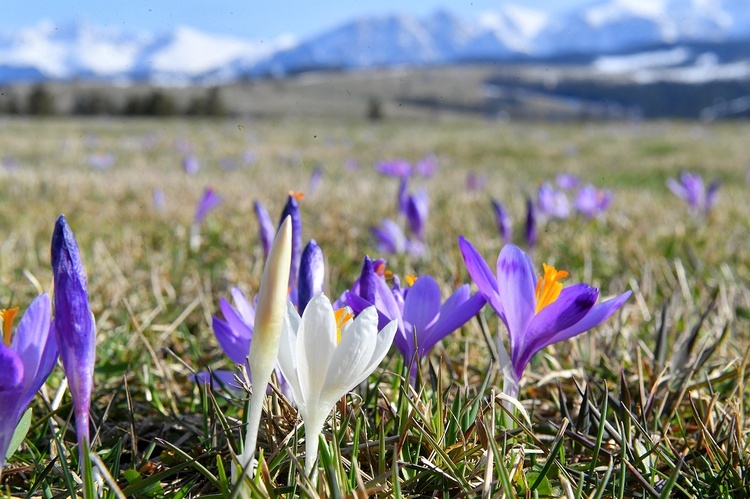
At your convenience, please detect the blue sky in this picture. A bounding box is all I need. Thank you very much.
[2,0,589,40]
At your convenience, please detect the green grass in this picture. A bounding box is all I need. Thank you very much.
[1,116,749,497]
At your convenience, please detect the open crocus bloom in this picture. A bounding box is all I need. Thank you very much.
[277,294,396,474]
[666,171,720,215]
[0,295,58,471]
[459,237,631,394]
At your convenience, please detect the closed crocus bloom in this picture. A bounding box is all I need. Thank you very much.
[406,188,428,242]
[253,200,275,259]
[277,294,396,474]
[491,199,512,243]
[371,219,408,255]
[298,240,325,314]
[279,193,303,306]
[524,197,537,249]
[194,187,222,225]
[0,295,58,474]
[236,216,292,478]
[51,215,96,462]
[459,237,631,397]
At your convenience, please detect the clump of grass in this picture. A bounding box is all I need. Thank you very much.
[0,117,748,497]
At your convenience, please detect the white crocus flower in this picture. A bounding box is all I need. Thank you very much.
[235,216,292,486]
[277,293,397,474]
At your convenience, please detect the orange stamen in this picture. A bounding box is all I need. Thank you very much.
[535,264,568,314]
[1,307,19,346]
[290,191,305,200]
[334,308,354,344]
[405,275,418,287]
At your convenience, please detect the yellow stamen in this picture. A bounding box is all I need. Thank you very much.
[405,275,418,287]
[1,307,19,347]
[334,308,354,344]
[535,264,568,314]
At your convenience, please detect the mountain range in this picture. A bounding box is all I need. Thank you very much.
[0,0,748,84]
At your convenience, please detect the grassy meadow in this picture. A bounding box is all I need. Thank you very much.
[1,116,750,497]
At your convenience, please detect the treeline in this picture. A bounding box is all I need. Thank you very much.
[485,76,750,119]
[0,84,228,116]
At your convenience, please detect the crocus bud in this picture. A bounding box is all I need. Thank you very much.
[279,194,302,304]
[525,197,537,248]
[253,200,274,258]
[237,215,292,479]
[298,240,325,314]
[51,215,96,464]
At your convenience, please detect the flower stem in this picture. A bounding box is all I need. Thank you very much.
[304,414,327,476]
[238,378,270,476]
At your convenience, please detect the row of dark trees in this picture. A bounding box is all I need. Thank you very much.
[0,85,228,116]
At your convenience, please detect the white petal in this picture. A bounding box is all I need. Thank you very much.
[321,306,379,402]
[276,302,304,408]
[359,319,398,382]
[297,294,337,407]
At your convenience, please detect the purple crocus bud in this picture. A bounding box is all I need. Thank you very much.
[575,184,612,219]
[556,173,579,190]
[459,238,630,396]
[279,193,303,305]
[415,153,438,177]
[51,215,96,462]
[706,181,720,212]
[377,159,411,178]
[525,197,537,248]
[491,199,512,242]
[371,219,407,254]
[183,155,200,175]
[297,240,325,314]
[397,177,409,215]
[0,295,58,472]
[194,187,222,225]
[666,171,719,215]
[253,200,275,258]
[406,188,429,242]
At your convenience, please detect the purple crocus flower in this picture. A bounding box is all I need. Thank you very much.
[666,171,720,215]
[279,193,303,306]
[0,295,58,473]
[254,200,275,259]
[297,240,325,314]
[415,153,438,177]
[538,183,570,219]
[492,199,512,243]
[208,288,293,400]
[183,155,200,175]
[556,173,580,190]
[194,187,222,225]
[377,159,412,178]
[575,185,612,219]
[51,215,96,461]
[459,237,631,396]
[525,197,537,249]
[346,257,485,379]
[397,177,409,215]
[371,219,408,255]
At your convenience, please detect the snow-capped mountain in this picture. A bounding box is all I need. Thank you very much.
[0,0,748,84]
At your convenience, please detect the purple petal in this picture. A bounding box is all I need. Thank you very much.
[12,294,58,409]
[543,291,632,349]
[254,200,275,259]
[230,287,255,327]
[298,240,325,314]
[0,345,25,466]
[525,198,537,248]
[420,291,485,356]
[496,244,536,353]
[212,311,251,365]
[357,256,378,304]
[405,189,429,242]
[371,219,407,254]
[191,370,242,390]
[398,177,409,215]
[403,276,441,338]
[377,159,412,177]
[458,236,503,316]
[194,187,222,224]
[706,181,720,212]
